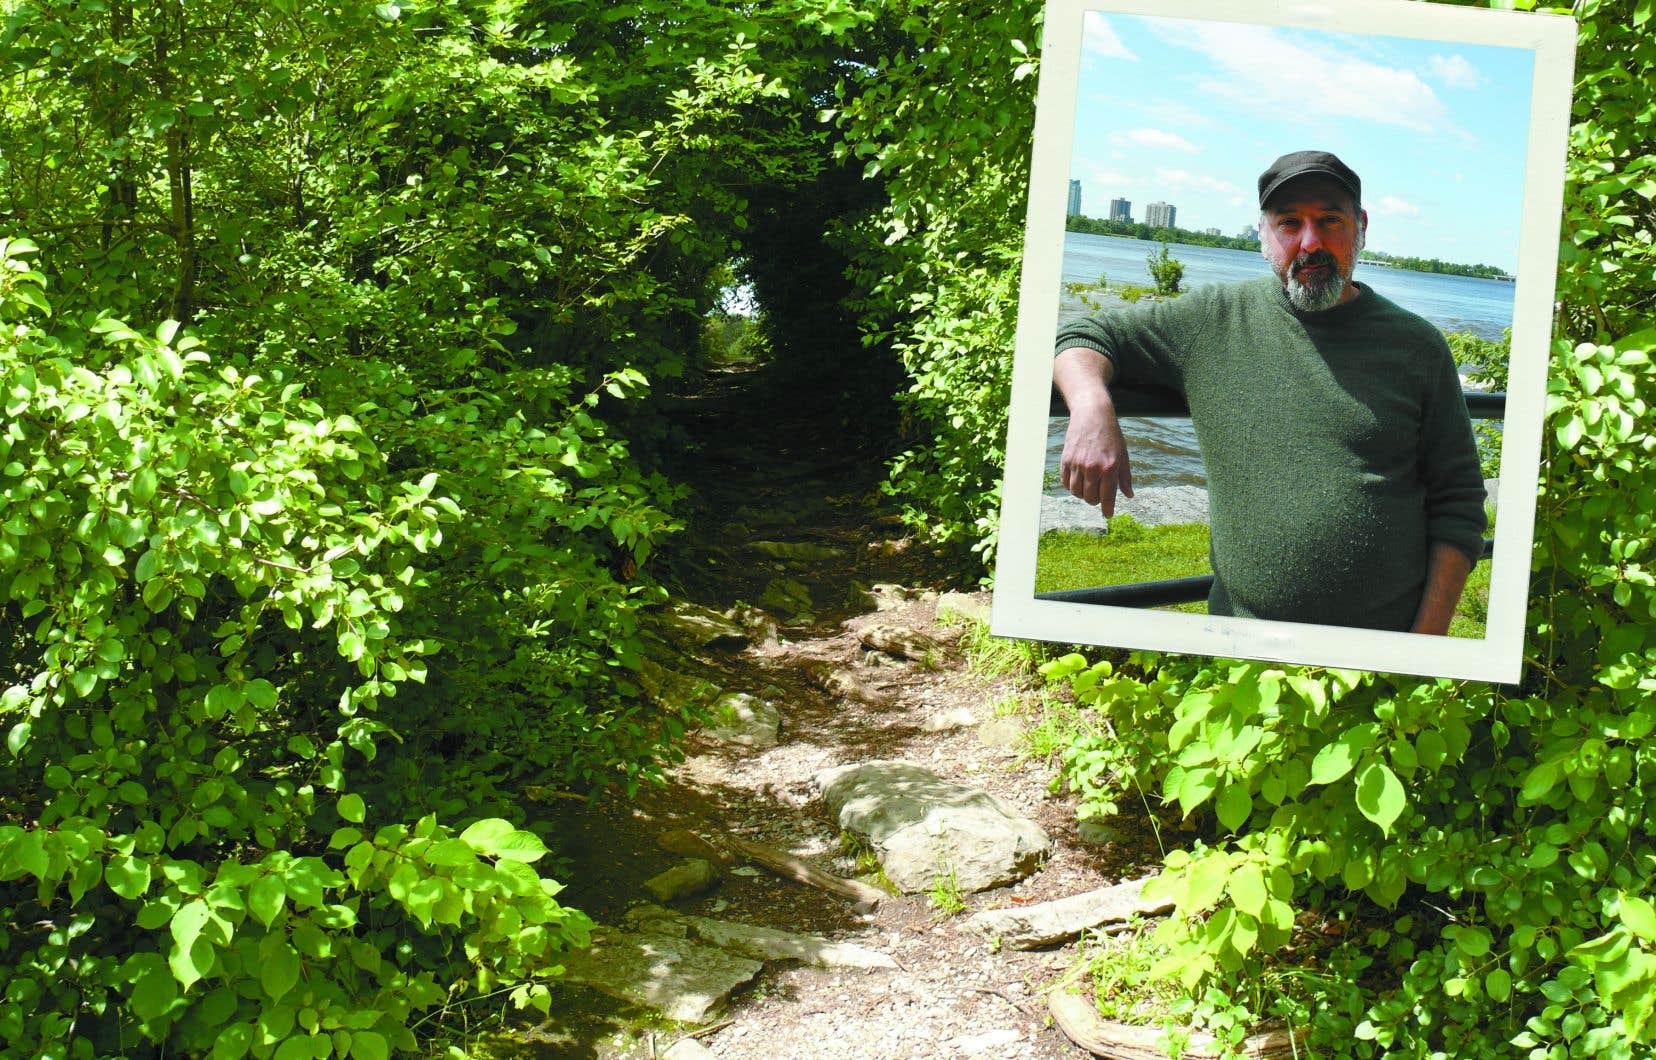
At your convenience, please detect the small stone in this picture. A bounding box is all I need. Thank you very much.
[730,605,779,647]
[700,693,782,748]
[923,707,977,733]
[751,539,845,562]
[653,601,749,651]
[867,583,918,610]
[643,859,719,903]
[662,1039,715,1060]
[657,829,732,866]
[935,591,992,626]
[977,716,1024,750]
[860,623,942,662]
[759,576,814,619]
[945,1028,1021,1055]
[1077,819,1122,846]
[731,865,763,878]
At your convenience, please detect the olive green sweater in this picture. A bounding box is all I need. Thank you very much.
[1055,276,1487,631]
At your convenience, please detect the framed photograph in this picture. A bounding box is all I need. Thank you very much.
[990,0,1577,683]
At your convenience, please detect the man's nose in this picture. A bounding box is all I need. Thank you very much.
[1296,225,1325,255]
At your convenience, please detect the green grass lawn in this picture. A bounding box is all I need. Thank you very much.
[1034,512,1493,638]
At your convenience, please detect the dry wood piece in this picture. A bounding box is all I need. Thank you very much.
[1048,992,1303,1059]
[719,834,887,908]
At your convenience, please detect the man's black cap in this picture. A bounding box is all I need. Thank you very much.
[1258,150,1361,209]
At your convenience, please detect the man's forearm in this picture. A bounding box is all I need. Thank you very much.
[1410,542,1474,635]
[1054,347,1116,413]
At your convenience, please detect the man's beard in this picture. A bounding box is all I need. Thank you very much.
[1281,249,1348,312]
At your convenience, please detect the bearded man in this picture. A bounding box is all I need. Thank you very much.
[1052,150,1487,634]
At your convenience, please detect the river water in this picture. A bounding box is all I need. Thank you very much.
[1045,232,1516,493]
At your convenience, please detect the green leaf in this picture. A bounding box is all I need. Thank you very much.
[261,943,302,1001]
[131,468,159,503]
[1176,767,1219,817]
[128,953,179,1021]
[249,875,286,928]
[1455,926,1493,958]
[1355,761,1406,834]
[107,854,152,900]
[1486,967,1512,1002]
[273,1036,315,1060]
[212,1022,253,1060]
[351,1030,389,1060]
[461,819,546,862]
[245,679,278,709]
[1310,724,1377,785]
[338,794,365,824]
[1228,864,1268,918]
[1621,895,1656,941]
[1215,782,1251,832]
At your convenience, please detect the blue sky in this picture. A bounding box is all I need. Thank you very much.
[1071,12,1536,272]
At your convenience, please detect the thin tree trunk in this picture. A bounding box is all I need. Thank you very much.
[157,0,195,323]
[100,0,137,253]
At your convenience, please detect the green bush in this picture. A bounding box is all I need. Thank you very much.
[0,0,854,1051]
[1146,243,1185,297]
[0,251,591,1053]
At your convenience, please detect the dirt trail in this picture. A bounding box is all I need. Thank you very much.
[520,363,1161,1058]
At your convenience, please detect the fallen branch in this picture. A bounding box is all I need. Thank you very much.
[719,834,887,908]
[1048,992,1303,1060]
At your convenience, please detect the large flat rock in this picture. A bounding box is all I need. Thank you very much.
[1039,485,1210,534]
[967,877,1170,949]
[699,692,781,748]
[815,761,1050,894]
[559,928,762,1023]
[625,905,898,970]
[653,601,750,652]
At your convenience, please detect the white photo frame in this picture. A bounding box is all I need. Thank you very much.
[990,0,1577,683]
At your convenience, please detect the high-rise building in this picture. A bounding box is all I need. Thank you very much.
[1239,224,1260,242]
[1066,180,1082,218]
[1109,198,1132,223]
[1203,227,1222,237]
[1145,201,1177,229]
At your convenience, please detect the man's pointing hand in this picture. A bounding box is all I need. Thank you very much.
[1061,399,1135,517]
[1054,347,1135,519]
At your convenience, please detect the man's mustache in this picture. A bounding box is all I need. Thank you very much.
[1293,250,1338,275]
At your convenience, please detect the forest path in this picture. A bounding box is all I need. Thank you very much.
[515,362,1161,1059]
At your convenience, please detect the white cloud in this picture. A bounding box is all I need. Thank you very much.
[1110,128,1199,153]
[1156,168,1249,207]
[1158,22,1450,133]
[1086,165,1133,187]
[1083,13,1137,60]
[1374,195,1422,217]
[1427,53,1484,90]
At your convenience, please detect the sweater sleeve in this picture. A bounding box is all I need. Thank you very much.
[1053,291,1205,393]
[1418,338,1489,566]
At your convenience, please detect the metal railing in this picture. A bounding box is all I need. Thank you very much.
[1039,385,1504,607]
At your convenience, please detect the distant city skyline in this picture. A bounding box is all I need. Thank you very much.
[1072,12,1536,272]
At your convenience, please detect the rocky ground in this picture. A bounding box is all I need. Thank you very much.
[499,362,1169,1059]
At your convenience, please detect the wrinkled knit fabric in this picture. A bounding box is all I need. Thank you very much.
[1055,276,1487,630]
